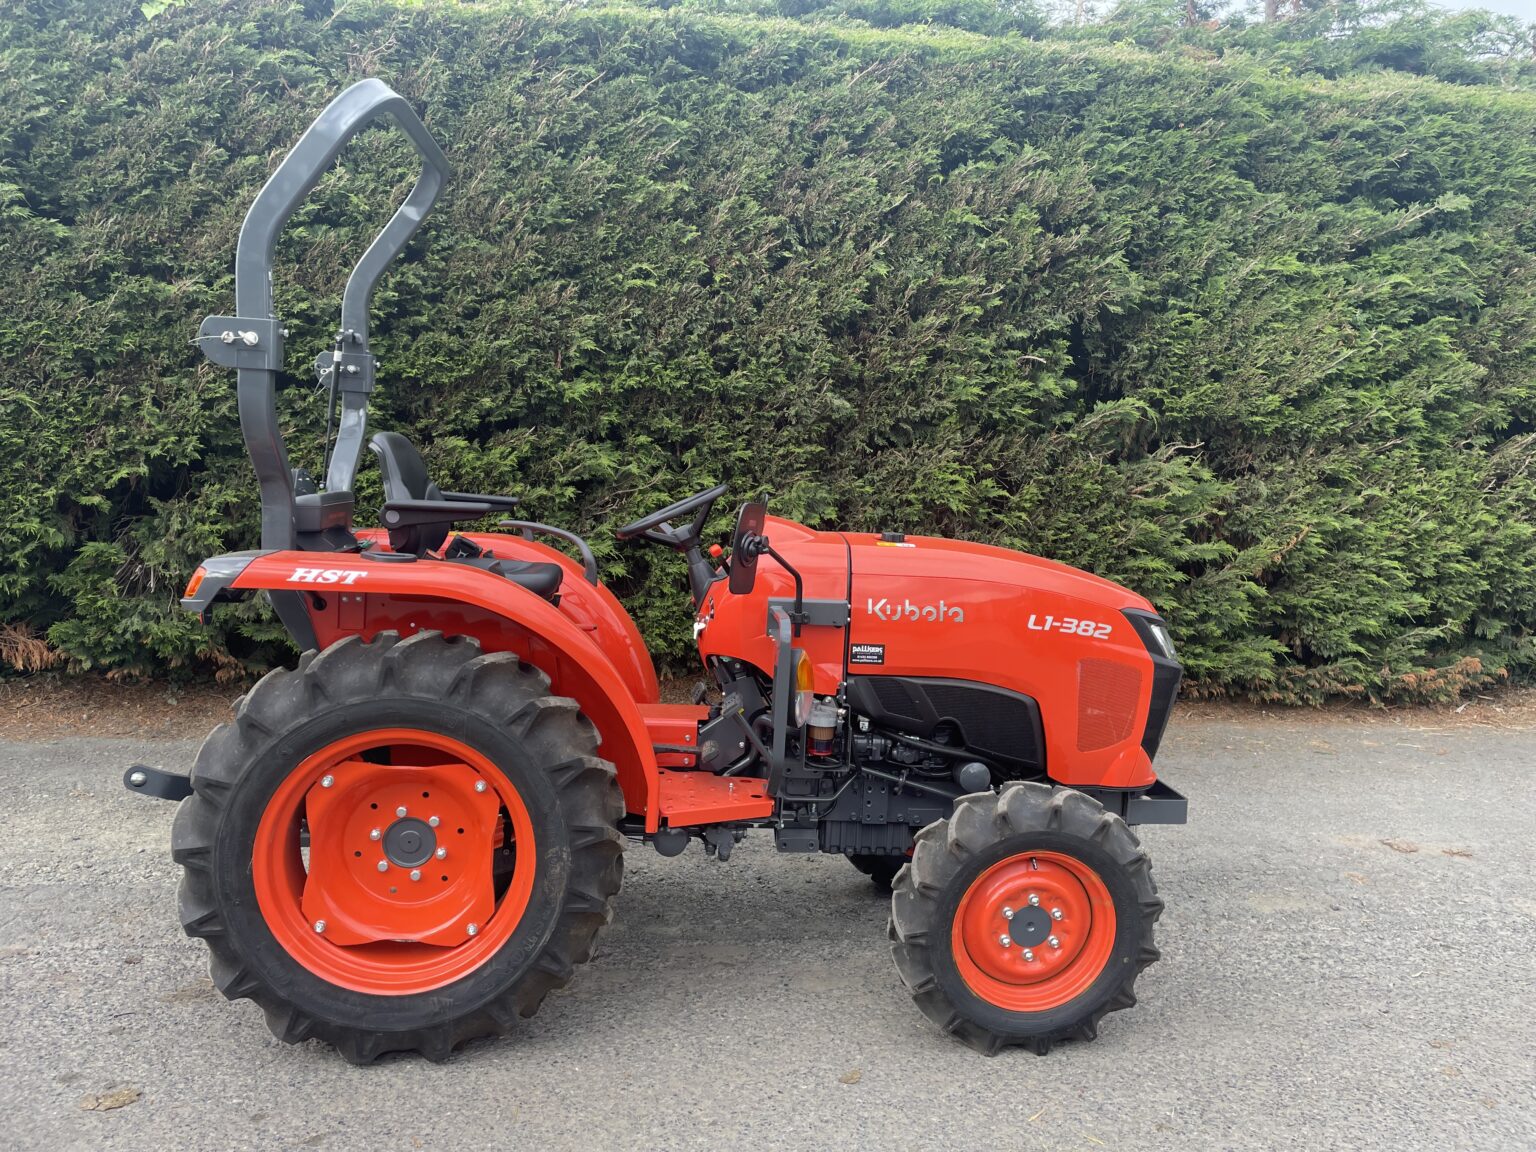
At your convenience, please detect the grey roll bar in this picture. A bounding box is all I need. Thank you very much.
[197,79,450,550]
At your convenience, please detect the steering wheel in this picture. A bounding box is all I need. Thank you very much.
[615,483,729,548]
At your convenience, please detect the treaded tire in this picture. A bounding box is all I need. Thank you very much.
[889,781,1161,1055]
[848,853,904,891]
[170,632,625,1064]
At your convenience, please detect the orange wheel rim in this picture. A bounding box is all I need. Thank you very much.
[951,850,1115,1012]
[252,727,536,996]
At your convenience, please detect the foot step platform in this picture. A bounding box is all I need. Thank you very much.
[656,770,773,827]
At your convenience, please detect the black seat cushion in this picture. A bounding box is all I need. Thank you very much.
[446,555,563,599]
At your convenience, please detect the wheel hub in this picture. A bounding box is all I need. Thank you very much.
[300,755,502,948]
[383,817,436,868]
[952,850,1117,1011]
[1007,905,1052,947]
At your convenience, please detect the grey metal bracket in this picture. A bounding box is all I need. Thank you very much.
[333,349,376,393]
[1126,779,1188,824]
[1079,780,1189,826]
[197,316,284,371]
[312,349,375,391]
[767,605,796,795]
[123,764,194,802]
[767,597,849,629]
[311,345,371,385]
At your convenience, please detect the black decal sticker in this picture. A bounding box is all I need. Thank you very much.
[850,643,885,666]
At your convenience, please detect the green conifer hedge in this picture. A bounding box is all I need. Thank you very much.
[2,0,1533,700]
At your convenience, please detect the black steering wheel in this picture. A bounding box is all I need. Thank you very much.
[615,483,729,548]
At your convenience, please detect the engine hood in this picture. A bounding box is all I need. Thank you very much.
[839,530,1152,614]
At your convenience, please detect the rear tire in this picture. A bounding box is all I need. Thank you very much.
[171,632,625,1063]
[889,782,1161,1055]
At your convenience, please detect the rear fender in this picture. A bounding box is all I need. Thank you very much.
[355,528,662,705]
[456,529,659,704]
[227,551,662,829]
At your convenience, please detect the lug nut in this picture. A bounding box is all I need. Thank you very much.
[1028,894,1040,907]
[428,816,440,828]
[369,828,381,841]
[377,860,389,873]
[999,935,1012,947]
[466,923,479,936]
[1023,949,1035,961]
[1051,908,1063,920]
[1002,906,1014,920]
[435,847,447,860]
[321,774,334,788]
[313,919,326,934]
[474,781,487,793]
[1048,935,1060,948]
[410,869,422,882]
[396,805,408,818]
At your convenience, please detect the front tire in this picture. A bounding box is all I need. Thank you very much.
[848,853,904,891]
[889,782,1161,1055]
[171,632,625,1063]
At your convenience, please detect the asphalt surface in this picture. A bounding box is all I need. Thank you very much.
[0,712,1533,1151]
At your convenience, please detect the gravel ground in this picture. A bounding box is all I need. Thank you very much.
[0,712,1532,1151]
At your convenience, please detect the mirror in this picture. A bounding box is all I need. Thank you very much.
[727,501,767,595]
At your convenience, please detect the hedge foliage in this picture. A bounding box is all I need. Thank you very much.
[2,0,1534,700]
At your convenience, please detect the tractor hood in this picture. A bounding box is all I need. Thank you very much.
[839,529,1153,615]
[749,517,1153,615]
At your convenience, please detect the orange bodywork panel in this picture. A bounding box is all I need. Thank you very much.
[232,551,665,830]
[656,770,773,827]
[640,702,708,768]
[695,517,1162,791]
[356,527,660,706]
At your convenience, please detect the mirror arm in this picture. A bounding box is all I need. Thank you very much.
[760,540,806,637]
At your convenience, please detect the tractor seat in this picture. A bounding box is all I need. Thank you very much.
[369,431,563,600]
[450,555,564,599]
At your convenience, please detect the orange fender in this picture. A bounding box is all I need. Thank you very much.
[354,528,662,706]
[233,551,662,829]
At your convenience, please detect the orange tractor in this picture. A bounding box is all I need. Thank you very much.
[127,81,1186,1063]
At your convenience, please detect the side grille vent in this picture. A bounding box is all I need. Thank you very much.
[1076,658,1142,753]
[845,676,1045,769]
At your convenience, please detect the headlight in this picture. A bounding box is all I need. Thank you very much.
[792,649,815,727]
[1146,619,1177,660]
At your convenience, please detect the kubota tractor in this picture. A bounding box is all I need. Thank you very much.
[126,80,1187,1063]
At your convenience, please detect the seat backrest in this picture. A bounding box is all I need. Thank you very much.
[369,431,448,553]
[370,430,443,503]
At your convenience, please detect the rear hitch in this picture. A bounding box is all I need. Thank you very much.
[123,764,193,802]
[701,826,746,861]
